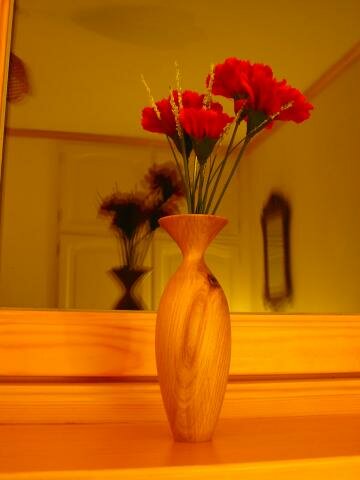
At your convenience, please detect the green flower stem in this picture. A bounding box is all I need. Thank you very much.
[196,164,205,213]
[201,152,218,209]
[211,136,251,215]
[166,136,186,193]
[208,158,225,185]
[204,120,240,213]
[193,158,202,197]
[179,135,193,212]
[205,116,271,215]
[227,117,271,156]
[192,154,198,196]
[207,135,247,189]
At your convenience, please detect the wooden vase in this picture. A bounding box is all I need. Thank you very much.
[156,214,231,442]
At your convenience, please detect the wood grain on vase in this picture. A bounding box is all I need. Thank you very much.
[156,215,231,442]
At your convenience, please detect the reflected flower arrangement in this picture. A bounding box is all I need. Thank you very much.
[99,162,184,269]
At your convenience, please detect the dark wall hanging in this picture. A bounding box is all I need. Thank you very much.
[261,193,292,310]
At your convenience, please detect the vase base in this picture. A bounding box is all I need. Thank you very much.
[172,434,214,443]
[171,425,216,443]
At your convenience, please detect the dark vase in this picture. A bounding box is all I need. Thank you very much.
[111,265,149,310]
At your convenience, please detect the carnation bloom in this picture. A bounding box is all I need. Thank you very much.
[210,57,252,99]
[211,57,313,128]
[179,107,233,140]
[179,107,234,163]
[141,98,176,136]
[141,90,220,137]
[276,81,313,123]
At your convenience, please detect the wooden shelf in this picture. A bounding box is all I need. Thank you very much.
[1,414,360,479]
[1,310,360,478]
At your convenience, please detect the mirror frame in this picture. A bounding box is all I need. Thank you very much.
[0,0,12,178]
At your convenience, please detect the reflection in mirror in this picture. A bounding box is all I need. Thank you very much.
[261,193,291,311]
[0,1,359,312]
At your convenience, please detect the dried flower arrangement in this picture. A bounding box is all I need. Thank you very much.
[99,162,184,270]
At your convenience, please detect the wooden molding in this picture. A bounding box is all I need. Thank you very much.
[1,378,360,424]
[304,40,360,99]
[5,127,168,148]
[0,310,360,377]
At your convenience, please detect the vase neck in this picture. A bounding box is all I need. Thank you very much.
[159,214,227,261]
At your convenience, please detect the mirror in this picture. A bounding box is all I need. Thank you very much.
[261,193,291,310]
[0,0,359,313]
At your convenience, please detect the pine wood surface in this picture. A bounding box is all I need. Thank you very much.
[1,310,360,377]
[0,415,359,476]
[1,379,360,424]
[1,457,360,480]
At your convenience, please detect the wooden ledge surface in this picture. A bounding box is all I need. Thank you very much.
[2,457,360,480]
[0,415,359,478]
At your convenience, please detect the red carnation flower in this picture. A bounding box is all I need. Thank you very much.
[179,107,233,140]
[141,98,176,136]
[211,58,313,128]
[210,57,252,99]
[276,81,313,123]
[243,64,280,113]
[177,90,204,108]
[141,90,224,137]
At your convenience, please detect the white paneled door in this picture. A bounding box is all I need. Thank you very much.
[58,141,243,311]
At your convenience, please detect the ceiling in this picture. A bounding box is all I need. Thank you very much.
[7,0,360,137]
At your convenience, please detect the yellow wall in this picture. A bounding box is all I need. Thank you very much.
[240,58,360,313]
[0,136,59,307]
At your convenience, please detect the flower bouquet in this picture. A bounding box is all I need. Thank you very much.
[141,57,312,214]
[99,162,184,309]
